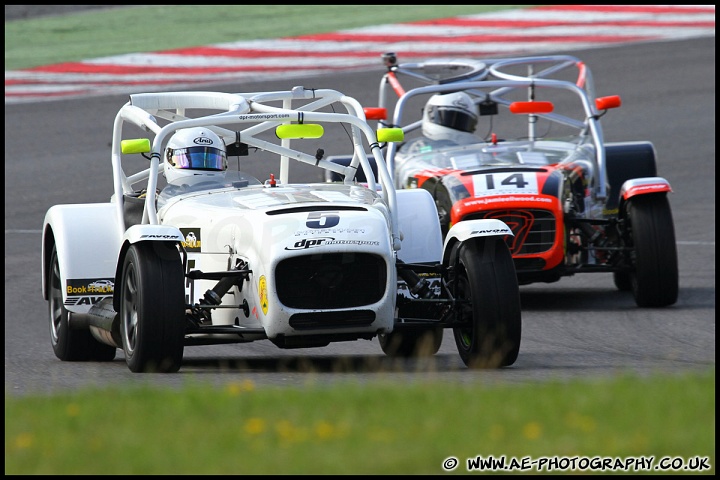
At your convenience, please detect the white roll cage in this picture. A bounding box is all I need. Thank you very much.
[375,54,617,201]
[110,86,403,250]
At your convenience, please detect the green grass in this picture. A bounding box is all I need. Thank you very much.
[5,369,715,474]
[4,5,534,71]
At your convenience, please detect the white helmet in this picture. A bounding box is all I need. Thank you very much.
[163,127,227,184]
[422,92,478,144]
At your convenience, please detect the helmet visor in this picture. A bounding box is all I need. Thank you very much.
[431,107,477,133]
[171,146,226,170]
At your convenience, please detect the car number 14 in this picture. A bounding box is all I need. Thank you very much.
[472,172,539,196]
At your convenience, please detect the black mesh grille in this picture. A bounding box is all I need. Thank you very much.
[465,209,557,255]
[289,310,376,330]
[276,253,386,309]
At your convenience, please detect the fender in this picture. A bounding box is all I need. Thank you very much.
[395,188,443,263]
[113,224,185,312]
[41,203,122,312]
[442,219,513,267]
[619,176,672,200]
[616,177,672,218]
[122,223,185,245]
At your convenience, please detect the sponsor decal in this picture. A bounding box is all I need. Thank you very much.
[141,234,182,239]
[193,136,213,145]
[185,259,196,304]
[258,276,268,315]
[465,195,552,207]
[64,296,110,306]
[294,228,365,236]
[286,237,334,250]
[327,240,379,246]
[471,228,512,235]
[65,278,114,305]
[66,278,114,295]
[237,113,291,121]
[624,184,670,197]
[180,228,201,252]
[285,237,381,250]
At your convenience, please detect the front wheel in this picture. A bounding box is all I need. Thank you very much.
[625,195,678,307]
[120,242,186,373]
[48,245,116,362]
[452,239,522,368]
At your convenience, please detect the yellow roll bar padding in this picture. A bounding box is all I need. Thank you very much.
[121,138,152,154]
[275,123,324,139]
[377,128,404,143]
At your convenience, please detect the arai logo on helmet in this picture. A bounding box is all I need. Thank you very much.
[193,136,214,145]
[452,97,471,110]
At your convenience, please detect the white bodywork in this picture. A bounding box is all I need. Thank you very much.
[41,86,513,351]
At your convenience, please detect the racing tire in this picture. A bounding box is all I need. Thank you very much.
[452,239,522,368]
[612,271,632,291]
[605,142,656,212]
[435,188,453,240]
[120,242,186,373]
[378,327,443,357]
[625,195,679,307]
[48,245,116,362]
[425,183,452,239]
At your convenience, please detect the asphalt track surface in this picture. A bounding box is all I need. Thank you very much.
[4,10,715,395]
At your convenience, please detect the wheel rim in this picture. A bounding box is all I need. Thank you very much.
[121,262,140,355]
[49,258,63,344]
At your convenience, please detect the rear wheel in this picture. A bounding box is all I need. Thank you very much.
[452,239,521,368]
[613,271,632,291]
[625,195,678,307]
[120,242,186,373]
[48,245,116,361]
[430,185,452,239]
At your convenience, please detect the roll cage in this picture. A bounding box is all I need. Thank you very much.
[370,53,622,202]
[111,86,404,250]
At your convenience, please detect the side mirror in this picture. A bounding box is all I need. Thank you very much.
[596,95,622,110]
[509,101,554,114]
[377,128,404,143]
[121,138,151,154]
[364,107,387,120]
[275,124,324,139]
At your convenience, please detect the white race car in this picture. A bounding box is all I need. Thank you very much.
[42,86,521,373]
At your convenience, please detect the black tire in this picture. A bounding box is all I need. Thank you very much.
[604,142,656,212]
[435,188,453,239]
[423,183,452,238]
[48,245,116,361]
[613,271,632,291]
[120,242,186,373]
[452,239,522,368]
[378,327,443,357]
[625,195,679,307]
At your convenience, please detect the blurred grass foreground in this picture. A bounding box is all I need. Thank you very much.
[5,369,715,474]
